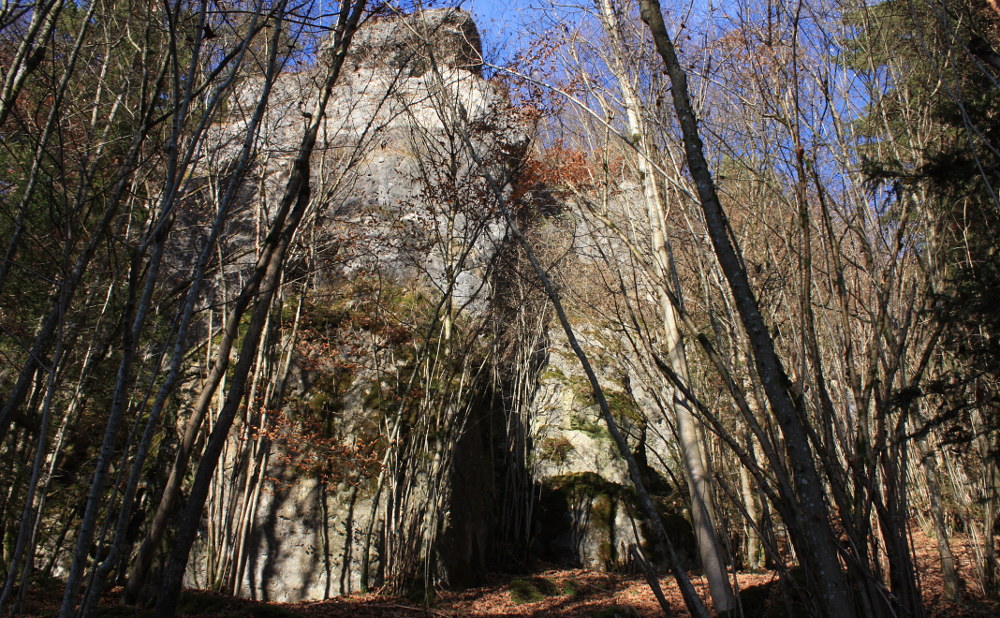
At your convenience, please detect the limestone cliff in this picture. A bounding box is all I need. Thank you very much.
[184,9,684,602]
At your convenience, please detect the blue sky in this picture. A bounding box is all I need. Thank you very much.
[463,0,540,64]
[464,0,536,31]
[450,0,723,66]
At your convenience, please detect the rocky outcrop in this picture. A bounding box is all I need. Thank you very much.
[185,9,682,602]
[342,9,483,76]
[207,8,519,299]
[527,319,691,571]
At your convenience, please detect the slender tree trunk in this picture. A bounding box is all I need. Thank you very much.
[0,328,65,614]
[0,43,169,443]
[64,3,271,608]
[454,105,711,618]
[739,429,763,570]
[592,2,735,611]
[637,1,852,615]
[923,457,960,602]
[122,9,292,598]
[59,243,146,618]
[0,0,63,128]
[0,0,97,295]
[153,5,368,614]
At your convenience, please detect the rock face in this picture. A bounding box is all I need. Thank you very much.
[526,312,691,572]
[206,7,518,301]
[528,327,645,570]
[343,9,483,76]
[186,9,680,602]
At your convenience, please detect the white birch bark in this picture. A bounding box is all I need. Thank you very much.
[592,1,735,611]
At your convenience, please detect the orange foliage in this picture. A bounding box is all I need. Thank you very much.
[258,410,386,488]
[512,142,625,201]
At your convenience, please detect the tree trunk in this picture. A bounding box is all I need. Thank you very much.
[453,94,711,618]
[637,1,852,615]
[592,1,735,611]
[153,4,368,613]
[123,7,290,600]
[916,438,959,602]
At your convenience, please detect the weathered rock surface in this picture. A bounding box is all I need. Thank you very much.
[527,319,689,571]
[186,9,681,603]
[207,9,519,300]
[342,9,483,76]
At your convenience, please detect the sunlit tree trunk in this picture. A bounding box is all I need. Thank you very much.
[592,1,735,611]
[637,1,853,615]
[122,5,294,601]
[153,3,368,614]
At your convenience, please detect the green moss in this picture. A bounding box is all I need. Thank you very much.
[591,493,617,566]
[404,580,436,605]
[542,473,633,568]
[540,366,568,382]
[560,579,581,597]
[508,578,545,604]
[305,368,356,417]
[569,413,608,439]
[279,295,305,322]
[544,472,630,501]
[554,367,643,433]
[553,347,578,363]
[591,493,614,529]
[539,436,574,463]
[509,577,560,604]
[604,390,643,425]
[567,375,596,403]
[597,540,614,565]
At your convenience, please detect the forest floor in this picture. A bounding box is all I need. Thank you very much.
[19,529,1000,617]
